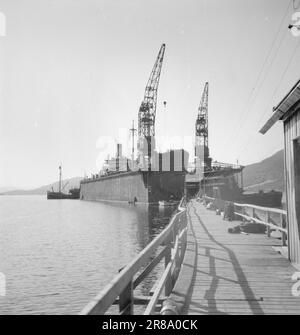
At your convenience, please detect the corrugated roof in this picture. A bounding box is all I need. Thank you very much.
[259,79,300,134]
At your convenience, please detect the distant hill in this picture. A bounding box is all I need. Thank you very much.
[1,150,285,196]
[243,149,284,193]
[0,177,83,195]
[0,186,18,193]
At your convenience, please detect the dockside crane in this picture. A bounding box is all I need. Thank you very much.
[138,44,166,166]
[195,82,211,170]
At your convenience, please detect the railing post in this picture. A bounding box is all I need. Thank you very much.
[242,206,245,223]
[164,235,172,296]
[280,214,287,247]
[119,280,133,315]
[172,239,181,286]
[233,203,236,220]
[173,218,179,241]
[266,211,271,237]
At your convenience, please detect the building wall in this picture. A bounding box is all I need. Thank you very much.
[284,108,300,264]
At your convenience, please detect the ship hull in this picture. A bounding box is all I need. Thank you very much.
[80,171,185,204]
[47,191,79,200]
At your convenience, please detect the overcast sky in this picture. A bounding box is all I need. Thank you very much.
[0,0,299,189]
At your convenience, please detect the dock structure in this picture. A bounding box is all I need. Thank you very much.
[168,199,300,315]
[81,197,300,315]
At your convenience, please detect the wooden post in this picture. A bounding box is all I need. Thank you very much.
[280,214,287,247]
[119,280,133,315]
[179,230,187,265]
[233,203,237,221]
[266,211,271,237]
[164,237,172,296]
[171,226,175,247]
[172,239,181,286]
[174,218,180,240]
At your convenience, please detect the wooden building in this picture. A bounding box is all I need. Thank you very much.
[260,79,300,265]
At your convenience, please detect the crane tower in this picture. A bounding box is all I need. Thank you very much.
[138,44,166,167]
[195,82,211,171]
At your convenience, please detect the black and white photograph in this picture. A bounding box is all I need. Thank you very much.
[0,0,300,319]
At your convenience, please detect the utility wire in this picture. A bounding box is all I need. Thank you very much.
[256,38,300,127]
[223,0,292,149]
[237,38,300,160]
[230,15,291,145]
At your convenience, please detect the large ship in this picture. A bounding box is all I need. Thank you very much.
[80,44,188,204]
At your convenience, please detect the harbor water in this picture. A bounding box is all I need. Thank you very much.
[0,195,174,314]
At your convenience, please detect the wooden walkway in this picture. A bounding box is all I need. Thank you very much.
[179,200,300,315]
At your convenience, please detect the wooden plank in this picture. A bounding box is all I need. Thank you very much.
[234,212,287,233]
[133,246,167,289]
[233,202,286,215]
[113,295,166,305]
[178,200,300,315]
[119,280,133,315]
[144,262,173,315]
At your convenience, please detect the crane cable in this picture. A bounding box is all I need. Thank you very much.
[223,0,292,149]
[236,38,300,160]
[256,39,300,127]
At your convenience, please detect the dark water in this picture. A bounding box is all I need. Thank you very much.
[0,195,174,315]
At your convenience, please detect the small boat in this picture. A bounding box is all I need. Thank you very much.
[158,200,179,207]
[47,166,80,200]
[68,188,80,199]
[47,191,72,199]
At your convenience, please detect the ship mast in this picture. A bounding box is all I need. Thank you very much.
[130,120,137,162]
[59,165,62,193]
[138,44,166,167]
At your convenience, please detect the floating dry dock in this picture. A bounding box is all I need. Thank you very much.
[80,170,185,204]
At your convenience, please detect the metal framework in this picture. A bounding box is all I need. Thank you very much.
[195,82,209,147]
[195,82,211,169]
[138,44,166,140]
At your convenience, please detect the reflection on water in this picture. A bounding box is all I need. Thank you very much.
[0,196,175,315]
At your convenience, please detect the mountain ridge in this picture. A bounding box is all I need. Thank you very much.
[1,149,285,196]
[0,176,82,195]
[242,149,284,193]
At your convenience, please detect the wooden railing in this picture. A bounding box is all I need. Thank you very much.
[79,197,187,315]
[233,202,287,246]
[202,196,288,246]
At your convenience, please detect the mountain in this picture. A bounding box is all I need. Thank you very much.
[0,186,18,193]
[0,177,83,195]
[242,149,284,193]
[1,150,285,196]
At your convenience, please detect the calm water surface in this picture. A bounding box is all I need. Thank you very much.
[0,195,174,314]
